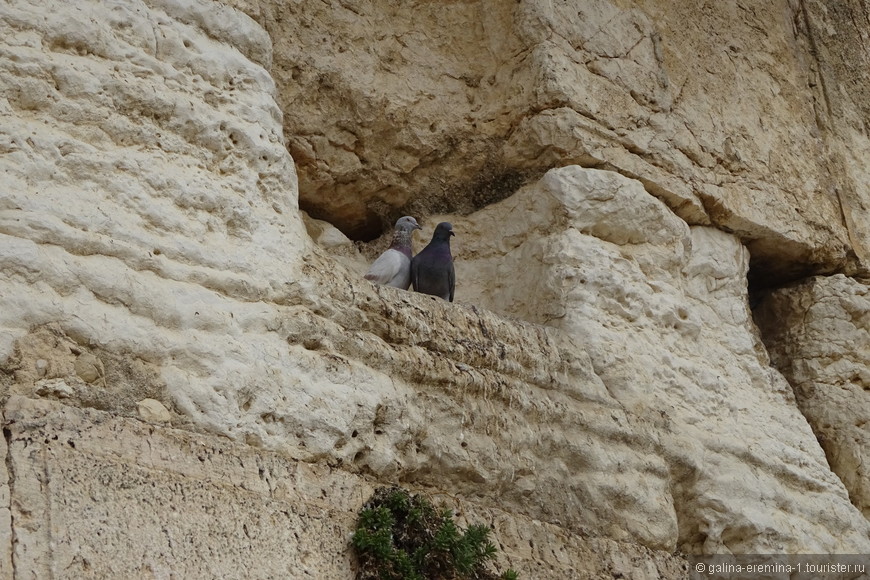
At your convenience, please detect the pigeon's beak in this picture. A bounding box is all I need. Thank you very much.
[449,230,455,237]
[415,224,423,230]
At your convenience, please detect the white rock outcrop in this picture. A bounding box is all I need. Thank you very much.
[435,166,870,553]
[755,274,870,520]
[260,0,862,287]
[3,395,692,579]
[2,0,870,577]
[0,0,310,426]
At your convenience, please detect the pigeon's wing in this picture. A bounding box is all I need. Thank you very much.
[447,259,455,302]
[365,249,406,286]
[410,255,420,291]
[389,256,412,290]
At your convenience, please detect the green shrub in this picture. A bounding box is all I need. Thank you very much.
[352,486,519,580]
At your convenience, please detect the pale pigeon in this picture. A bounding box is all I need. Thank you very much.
[364,216,422,290]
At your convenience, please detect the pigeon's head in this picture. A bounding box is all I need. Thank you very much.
[395,216,422,232]
[432,222,455,241]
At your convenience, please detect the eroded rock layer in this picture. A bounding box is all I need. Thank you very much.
[424,166,870,553]
[250,0,866,287]
[1,0,870,577]
[755,274,870,520]
[3,396,692,579]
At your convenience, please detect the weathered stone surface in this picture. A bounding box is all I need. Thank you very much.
[257,0,862,285]
[0,0,308,421]
[0,0,698,571]
[0,428,10,580]
[4,324,172,421]
[3,395,361,579]
[2,0,870,576]
[0,0,310,354]
[429,166,870,553]
[136,398,172,423]
[2,396,689,579]
[755,274,870,520]
[73,353,104,385]
[301,210,367,274]
[798,0,870,270]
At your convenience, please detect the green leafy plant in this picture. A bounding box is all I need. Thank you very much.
[352,486,519,580]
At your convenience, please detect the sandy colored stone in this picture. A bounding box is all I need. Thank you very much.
[755,274,870,519]
[3,396,360,579]
[427,166,870,553]
[300,210,367,275]
[1,0,870,575]
[136,398,171,423]
[0,0,311,354]
[796,0,870,269]
[74,353,103,384]
[3,395,689,579]
[2,325,169,419]
[5,324,79,388]
[34,378,76,400]
[258,0,861,286]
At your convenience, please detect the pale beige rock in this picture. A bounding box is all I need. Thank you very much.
[301,210,368,275]
[0,0,310,422]
[260,0,862,285]
[6,325,79,388]
[3,396,360,579]
[74,353,104,384]
[35,378,76,400]
[755,274,870,519]
[1,0,870,575]
[0,0,311,353]
[797,0,870,269]
[137,398,172,423]
[3,325,168,420]
[433,166,870,553]
[2,396,689,579]
[0,0,688,572]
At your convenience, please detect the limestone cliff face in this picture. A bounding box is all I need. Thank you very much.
[755,274,870,520]
[246,0,867,285]
[1,0,869,578]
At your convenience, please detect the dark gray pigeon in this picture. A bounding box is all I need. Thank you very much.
[411,222,455,302]
[364,216,422,289]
